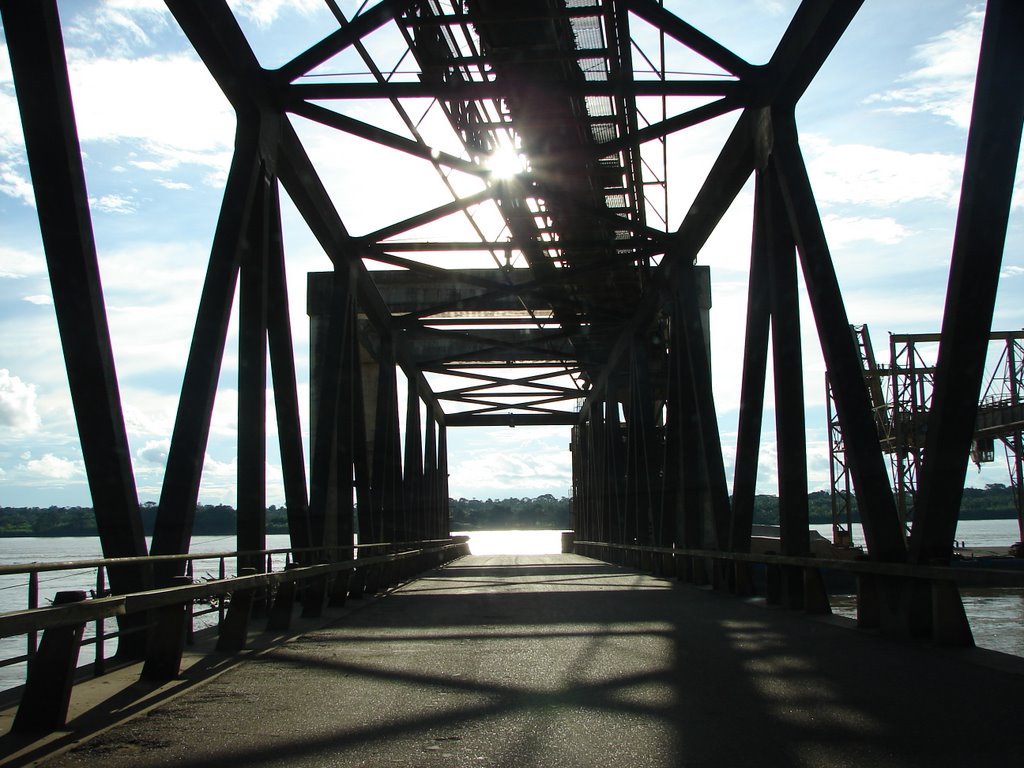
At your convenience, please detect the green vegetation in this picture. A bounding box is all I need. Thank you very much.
[0,503,292,538]
[449,494,570,530]
[0,484,1017,537]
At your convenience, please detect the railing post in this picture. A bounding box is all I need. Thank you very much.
[734,561,756,597]
[328,568,353,607]
[855,573,880,629]
[802,566,831,615]
[12,590,87,733]
[931,579,974,647]
[347,566,367,601]
[216,568,257,652]
[27,571,38,659]
[94,566,107,675]
[267,564,300,631]
[301,563,329,618]
[185,559,196,645]
[142,575,193,681]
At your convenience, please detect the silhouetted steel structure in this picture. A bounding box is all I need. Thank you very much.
[3,0,1022,663]
[829,329,1024,544]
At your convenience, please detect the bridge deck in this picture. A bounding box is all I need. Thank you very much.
[28,555,1024,767]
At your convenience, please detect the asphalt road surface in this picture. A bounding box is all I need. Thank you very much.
[32,554,1024,767]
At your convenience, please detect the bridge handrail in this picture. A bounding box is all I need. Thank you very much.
[0,541,466,640]
[0,538,459,578]
[573,540,1024,587]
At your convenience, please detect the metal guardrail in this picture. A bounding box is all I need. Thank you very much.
[0,537,470,732]
[572,540,1024,587]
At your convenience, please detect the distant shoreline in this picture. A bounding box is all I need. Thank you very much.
[0,490,1018,538]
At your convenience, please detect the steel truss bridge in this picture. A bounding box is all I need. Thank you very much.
[2,0,1023,721]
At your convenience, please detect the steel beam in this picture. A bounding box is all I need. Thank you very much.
[622,0,753,77]
[729,172,772,553]
[766,166,809,559]
[371,339,404,543]
[151,127,263,583]
[308,267,354,550]
[290,101,484,177]
[770,111,905,562]
[404,382,424,541]
[444,413,578,427]
[276,0,418,82]
[266,185,312,551]
[437,423,450,536]
[911,0,1024,564]
[1,0,149,592]
[288,79,738,101]
[678,264,732,551]
[237,173,270,571]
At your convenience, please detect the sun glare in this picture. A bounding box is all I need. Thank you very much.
[487,146,527,179]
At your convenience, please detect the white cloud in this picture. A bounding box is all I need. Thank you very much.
[66,53,234,181]
[821,214,911,248]
[90,193,137,214]
[0,245,45,279]
[0,369,41,433]
[156,178,192,191]
[23,453,82,480]
[448,436,573,497]
[228,0,322,28]
[66,0,170,57]
[802,133,963,208]
[1001,265,1024,279]
[866,8,983,130]
[0,88,35,206]
[23,294,53,305]
[137,438,170,465]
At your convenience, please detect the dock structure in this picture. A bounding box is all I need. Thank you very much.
[1,0,1023,755]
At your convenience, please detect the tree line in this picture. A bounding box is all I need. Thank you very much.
[0,485,1017,537]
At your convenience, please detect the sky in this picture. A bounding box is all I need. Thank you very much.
[0,0,1021,509]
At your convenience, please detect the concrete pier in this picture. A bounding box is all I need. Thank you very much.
[23,555,1024,767]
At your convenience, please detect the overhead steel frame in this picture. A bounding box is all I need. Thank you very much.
[4,0,1021,651]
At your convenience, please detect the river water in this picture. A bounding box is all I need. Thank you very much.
[0,522,1020,692]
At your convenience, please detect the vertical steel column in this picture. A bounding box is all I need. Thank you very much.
[371,340,403,544]
[604,391,627,545]
[570,425,583,540]
[152,124,263,584]
[237,174,270,571]
[352,335,374,547]
[667,293,705,553]
[766,166,809,558]
[1008,339,1024,544]
[333,269,359,561]
[266,184,311,552]
[359,347,382,543]
[624,341,658,545]
[404,381,425,542]
[308,266,355,552]
[678,263,731,551]
[912,0,1024,564]
[771,110,905,562]
[766,165,811,607]
[729,171,772,553]
[660,322,682,550]
[424,409,439,539]
[1,0,149,593]
[437,423,450,536]
[588,402,607,543]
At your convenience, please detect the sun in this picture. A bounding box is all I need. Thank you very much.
[486,145,527,179]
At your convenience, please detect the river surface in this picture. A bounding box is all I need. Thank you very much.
[1,522,1021,692]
